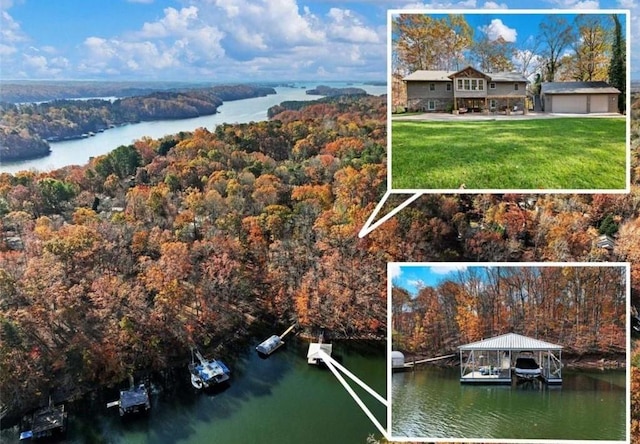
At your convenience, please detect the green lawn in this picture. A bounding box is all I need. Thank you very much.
[391,117,627,190]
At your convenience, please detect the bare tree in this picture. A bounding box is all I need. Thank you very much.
[538,15,576,81]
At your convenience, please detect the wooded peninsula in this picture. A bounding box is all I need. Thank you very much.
[0,84,276,162]
[0,92,639,435]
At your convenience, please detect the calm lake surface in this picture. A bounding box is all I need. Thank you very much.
[1,338,386,444]
[0,83,387,174]
[392,366,627,441]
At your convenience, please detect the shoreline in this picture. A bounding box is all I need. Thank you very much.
[401,351,627,371]
[0,327,383,431]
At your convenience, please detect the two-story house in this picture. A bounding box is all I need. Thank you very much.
[403,66,528,113]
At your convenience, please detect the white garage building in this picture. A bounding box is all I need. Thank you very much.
[541,81,620,114]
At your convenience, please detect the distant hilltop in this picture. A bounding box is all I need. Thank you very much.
[305,85,367,97]
[0,84,276,162]
[0,81,275,104]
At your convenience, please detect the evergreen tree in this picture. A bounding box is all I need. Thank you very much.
[608,14,626,114]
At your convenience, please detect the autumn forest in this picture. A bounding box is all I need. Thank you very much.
[393,266,627,358]
[0,90,639,438]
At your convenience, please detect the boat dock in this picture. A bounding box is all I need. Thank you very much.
[307,332,332,365]
[19,403,68,441]
[256,324,296,356]
[189,349,231,389]
[107,377,151,417]
[458,333,563,385]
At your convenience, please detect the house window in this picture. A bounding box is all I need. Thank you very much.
[490,82,496,89]
[427,100,436,111]
[514,83,519,90]
[490,99,497,109]
[456,78,485,91]
[446,83,451,91]
[429,83,435,91]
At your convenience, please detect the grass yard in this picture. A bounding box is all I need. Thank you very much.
[391,117,627,190]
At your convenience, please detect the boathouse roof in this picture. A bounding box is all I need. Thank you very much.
[458,333,562,351]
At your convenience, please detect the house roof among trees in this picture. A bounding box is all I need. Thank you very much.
[541,81,621,95]
[458,333,563,351]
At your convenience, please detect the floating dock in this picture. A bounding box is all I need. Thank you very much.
[20,403,68,441]
[256,324,296,356]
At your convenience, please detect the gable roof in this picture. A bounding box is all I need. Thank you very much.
[458,333,562,351]
[541,81,620,95]
[404,68,527,83]
[449,65,490,80]
[403,70,456,81]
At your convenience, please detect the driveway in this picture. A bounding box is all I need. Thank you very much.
[391,111,624,121]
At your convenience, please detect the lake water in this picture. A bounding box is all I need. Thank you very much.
[391,366,627,441]
[0,83,387,174]
[1,338,386,444]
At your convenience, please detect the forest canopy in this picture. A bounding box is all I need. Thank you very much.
[392,265,626,357]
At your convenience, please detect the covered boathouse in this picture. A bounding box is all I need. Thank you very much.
[458,333,562,385]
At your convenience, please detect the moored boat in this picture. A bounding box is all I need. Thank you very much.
[189,349,231,390]
[514,355,542,380]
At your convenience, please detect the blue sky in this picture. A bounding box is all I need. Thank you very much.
[0,0,637,81]
[390,263,470,295]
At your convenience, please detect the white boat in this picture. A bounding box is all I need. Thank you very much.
[189,349,231,389]
[514,356,542,379]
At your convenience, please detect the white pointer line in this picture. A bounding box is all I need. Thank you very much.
[318,349,388,439]
[358,191,424,238]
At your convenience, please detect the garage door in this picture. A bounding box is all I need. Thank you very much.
[589,95,609,113]
[551,94,587,113]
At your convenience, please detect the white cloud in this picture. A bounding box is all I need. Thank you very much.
[0,43,16,56]
[1,0,387,80]
[327,8,379,44]
[479,18,517,42]
[1,10,26,43]
[389,263,403,280]
[572,0,600,7]
[21,53,66,77]
[482,1,508,7]
[546,0,600,7]
[139,6,199,39]
[401,0,477,8]
[79,6,226,77]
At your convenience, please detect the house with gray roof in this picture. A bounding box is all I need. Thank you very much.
[403,65,528,113]
[541,81,620,114]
